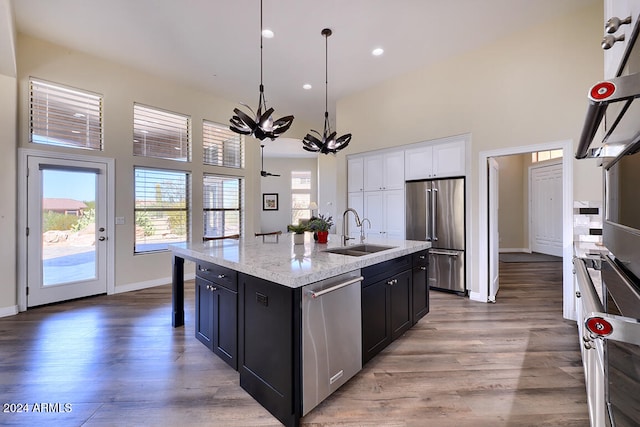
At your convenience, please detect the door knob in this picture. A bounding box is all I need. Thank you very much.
[99,227,105,232]
[98,236,106,241]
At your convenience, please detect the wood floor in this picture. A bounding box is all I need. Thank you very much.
[0,261,588,426]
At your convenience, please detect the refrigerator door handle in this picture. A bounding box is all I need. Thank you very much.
[425,189,432,241]
[430,249,460,257]
[431,188,438,241]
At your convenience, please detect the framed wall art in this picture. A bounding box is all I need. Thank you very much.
[262,193,279,211]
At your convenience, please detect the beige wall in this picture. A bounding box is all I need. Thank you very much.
[259,157,318,233]
[496,154,526,251]
[0,73,17,314]
[330,3,604,296]
[10,34,313,305]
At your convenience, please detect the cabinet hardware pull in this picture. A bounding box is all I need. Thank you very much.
[217,274,225,279]
[211,286,217,292]
[308,276,364,299]
[420,266,427,271]
[199,266,210,272]
[387,278,398,286]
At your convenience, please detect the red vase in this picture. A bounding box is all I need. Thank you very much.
[317,230,329,243]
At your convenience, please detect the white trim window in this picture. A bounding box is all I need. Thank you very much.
[203,120,244,168]
[134,168,190,253]
[29,78,103,150]
[133,104,191,162]
[291,171,312,224]
[203,174,243,239]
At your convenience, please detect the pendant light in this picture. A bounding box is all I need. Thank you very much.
[229,0,294,141]
[302,28,351,154]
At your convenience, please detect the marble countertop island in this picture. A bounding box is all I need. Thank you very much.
[170,233,431,288]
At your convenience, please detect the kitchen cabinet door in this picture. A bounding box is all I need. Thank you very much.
[363,191,384,238]
[412,251,429,324]
[432,139,466,177]
[363,151,404,191]
[347,156,364,192]
[213,283,238,370]
[361,278,391,364]
[404,145,434,180]
[405,140,465,180]
[389,270,412,340]
[384,189,405,239]
[195,276,214,350]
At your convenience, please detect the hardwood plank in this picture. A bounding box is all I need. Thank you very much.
[0,261,588,426]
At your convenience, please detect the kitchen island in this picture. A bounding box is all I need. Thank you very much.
[170,233,430,427]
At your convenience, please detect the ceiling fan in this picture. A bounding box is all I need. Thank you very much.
[260,144,280,177]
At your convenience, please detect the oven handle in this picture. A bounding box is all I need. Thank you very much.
[575,256,640,346]
[573,257,604,314]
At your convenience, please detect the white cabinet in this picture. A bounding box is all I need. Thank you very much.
[404,139,465,180]
[363,189,405,240]
[604,0,640,78]
[363,151,404,191]
[347,156,364,193]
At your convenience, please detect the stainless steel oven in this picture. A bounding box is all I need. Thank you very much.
[575,255,640,427]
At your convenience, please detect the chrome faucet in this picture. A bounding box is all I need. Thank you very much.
[360,218,371,242]
[342,208,362,245]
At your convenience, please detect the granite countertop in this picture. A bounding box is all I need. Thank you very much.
[170,233,431,288]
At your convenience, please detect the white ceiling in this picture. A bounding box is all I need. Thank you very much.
[11,0,598,156]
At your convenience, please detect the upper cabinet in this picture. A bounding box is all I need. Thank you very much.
[405,138,466,181]
[347,156,364,193]
[603,0,640,79]
[363,151,404,191]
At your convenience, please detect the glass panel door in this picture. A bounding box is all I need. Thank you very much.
[27,156,108,307]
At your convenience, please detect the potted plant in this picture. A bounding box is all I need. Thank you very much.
[287,223,308,245]
[308,214,333,244]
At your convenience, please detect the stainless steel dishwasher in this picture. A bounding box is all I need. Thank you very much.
[302,270,363,415]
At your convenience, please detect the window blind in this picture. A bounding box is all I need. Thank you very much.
[133,104,191,162]
[134,168,190,253]
[30,78,103,150]
[203,174,243,239]
[203,120,244,168]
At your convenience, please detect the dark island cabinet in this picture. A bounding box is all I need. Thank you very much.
[361,255,413,364]
[411,250,429,323]
[194,262,238,370]
[361,252,429,365]
[238,273,302,427]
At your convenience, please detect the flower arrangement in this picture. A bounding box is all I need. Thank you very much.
[308,214,334,232]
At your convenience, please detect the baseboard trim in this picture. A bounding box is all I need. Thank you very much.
[114,273,196,294]
[499,248,530,253]
[0,305,19,318]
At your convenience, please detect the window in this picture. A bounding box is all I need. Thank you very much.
[29,78,103,150]
[531,149,563,163]
[291,171,312,224]
[134,168,190,253]
[203,175,243,238]
[133,104,191,161]
[203,120,244,168]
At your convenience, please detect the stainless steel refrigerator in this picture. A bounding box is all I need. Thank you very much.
[405,178,465,294]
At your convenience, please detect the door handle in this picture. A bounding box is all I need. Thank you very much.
[425,189,432,241]
[431,188,438,242]
[98,236,106,241]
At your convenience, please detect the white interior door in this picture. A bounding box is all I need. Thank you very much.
[530,162,563,257]
[26,156,108,307]
[488,158,499,302]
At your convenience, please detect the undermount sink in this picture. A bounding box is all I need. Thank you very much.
[323,244,396,257]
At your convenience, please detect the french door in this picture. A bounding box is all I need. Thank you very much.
[26,155,109,307]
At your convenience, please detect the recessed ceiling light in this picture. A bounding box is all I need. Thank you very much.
[262,29,274,38]
[303,84,312,90]
[372,47,384,56]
